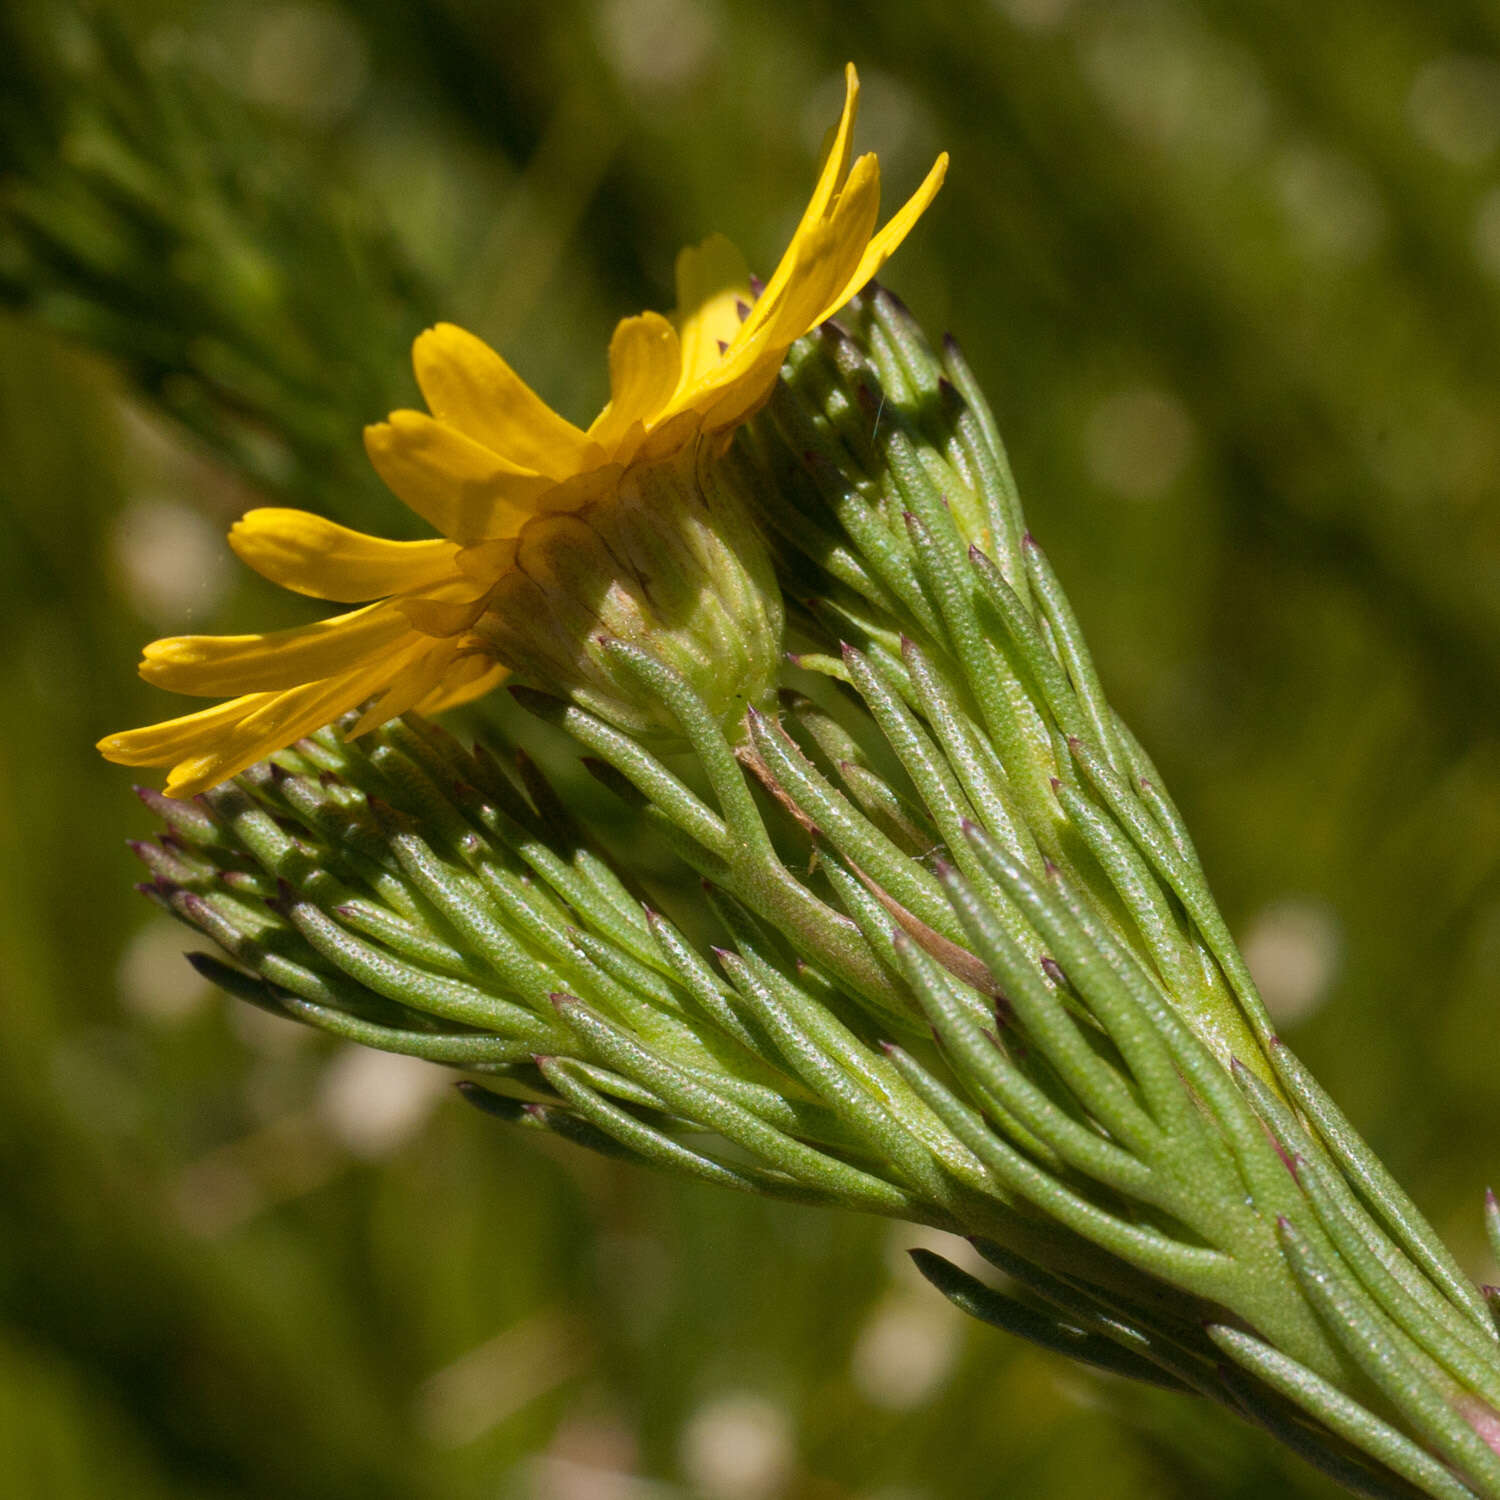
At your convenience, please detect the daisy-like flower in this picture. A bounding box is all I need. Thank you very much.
[98,64,948,797]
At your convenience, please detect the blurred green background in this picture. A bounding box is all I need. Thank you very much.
[2,1,1499,1496]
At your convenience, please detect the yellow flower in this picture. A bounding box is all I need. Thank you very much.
[98,64,948,798]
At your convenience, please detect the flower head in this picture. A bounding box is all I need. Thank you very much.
[98,64,947,797]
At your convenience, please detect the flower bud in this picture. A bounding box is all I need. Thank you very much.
[473,442,784,740]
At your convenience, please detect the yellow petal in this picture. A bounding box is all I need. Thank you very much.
[676,285,799,432]
[411,323,599,479]
[97,692,277,766]
[818,150,949,323]
[346,638,464,738]
[672,234,753,391]
[364,412,554,544]
[750,63,861,327]
[455,537,519,583]
[593,417,649,470]
[533,462,626,515]
[228,508,460,602]
[588,312,682,449]
[695,145,945,434]
[398,589,494,638]
[693,347,784,434]
[633,406,705,465]
[162,654,407,797]
[804,63,861,227]
[418,656,507,715]
[138,600,412,696]
[689,208,865,435]
[757,153,882,351]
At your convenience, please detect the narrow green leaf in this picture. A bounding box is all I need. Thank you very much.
[457,1080,648,1164]
[281,895,556,1042]
[714,948,958,1203]
[1105,713,1202,866]
[509,687,731,859]
[899,634,1043,877]
[537,1059,839,1206]
[936,331,1028,581]
[893,932,1152,1194]
[1212,1357,1456,1500]
[969,1235,1218,1382]
[1233,1062,1500,1367]
[901,509,1060,845]
[1039,857,1298,1219]
[1019,536,1134,778]
[552,997,926,1219]
[935,860,1159,1156]
[1065,732,1279,1051]
[962,827,1204,1147]
[835,757,939,855]
[1288,1151,1500,1402]
[1276,1217,1500,1493]
[1211,1324,1482,1500]
[644,908,776,1057]
[1273,1042,1494,1337]
[885,1044,1238,1297]
[966,545,1087,745]
[1049,780,1203,1009]
[911,1249,1196,1393]
[745,706,969,949]
[600,639,776,860]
